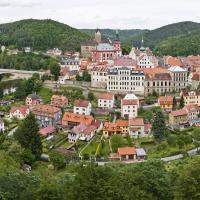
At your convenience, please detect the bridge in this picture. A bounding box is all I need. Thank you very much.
[0,69,46,79]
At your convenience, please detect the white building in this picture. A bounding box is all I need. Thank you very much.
[129,118,145,138]
[0,117,5,132]
[60,58,80,71]
[168,66,188,92]
[97,93,115,109]
[107,67,145,95]
[73,100,92,115]
[121,94,139,118]
[91,66,108,88]
[10,106,29,120]
[137,54,158,69]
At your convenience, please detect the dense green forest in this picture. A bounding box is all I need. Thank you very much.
[0,19,89,51]
[0,52,57,71]
[0,145,200,200]
[80,28,147,41]
[154,30,200,56]
[124,21,200,48]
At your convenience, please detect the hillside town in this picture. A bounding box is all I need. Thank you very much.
[0,28,200,167]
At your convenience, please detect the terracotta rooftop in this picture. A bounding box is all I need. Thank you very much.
[83,125,96,135]
[158,96,173,105]
[118,147,136,156]
[74,99,90,107]
[129,118,144,126]
[51,95,67,101]
[116,120,129,127]
[114,57,136,67]
[39,126,55,136]
[170,109,188,117]
[98,93,114,100]
[183,104,200,112]
[62,112,93,126]
[32,104,60,117]
[10,106,29,115]
[122,99,138,105]
[166,56,183,66]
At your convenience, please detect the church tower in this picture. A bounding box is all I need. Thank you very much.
[95,28,101,44]
[113,29,122,57]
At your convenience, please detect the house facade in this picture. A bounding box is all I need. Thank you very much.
[181,90,200,106]
[51,95,68,108]
[107,67,145,95]
[129,118,145,138]
[91,66,108,88]
[73,100,92,115]
[121,94,139,118]
[158,96,173,111]
[32,104,61,127]
[97,93,115,109]
[10,106,29,120]
[25,94,42,107]
[168,66,188,92]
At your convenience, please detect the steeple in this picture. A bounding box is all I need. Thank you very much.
[95,27,101,43]
[140,36,145,51]
[115,29,120,41]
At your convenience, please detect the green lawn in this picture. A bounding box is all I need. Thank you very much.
[80,135,101,156]
[38,87,53,103]
[100,139,110,157]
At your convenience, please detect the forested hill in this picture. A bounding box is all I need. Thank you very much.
[124,21,200,47]
[0,19,90,51]
[80,28,147,41]
[154,30,200,56]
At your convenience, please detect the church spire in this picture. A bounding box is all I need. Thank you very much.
[140,36,145,51]
[115,29,120,41]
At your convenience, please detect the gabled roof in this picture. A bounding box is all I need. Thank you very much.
[10,106,29,115]
[39,126,55,136]
[32,104,60,116]
[166,56,183,66]
[168,65,187,72]
[27,94,41,101]
[62,112,93,125]
[98,93,114,101]
[83,125,96,135]
[97,43,114,51]
[122,99,138,105]
[116,120,129,127]
[129,118,144,126]
[74,100,90,107]
[170,109,188,117]
[158,96,173,105]
[118,147,136,155]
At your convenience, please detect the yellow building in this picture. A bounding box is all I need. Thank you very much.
[158,96,173,110]
[169,109,188,128]
[181,90,200,106]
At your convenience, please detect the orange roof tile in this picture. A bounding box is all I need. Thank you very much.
[116,120,129,127]
[62,112,93,126]
[122,99,138,105]
[10,106,28,115]
[158,96,173,105]
[170,109,188,117]
[74,99,90,107]
[129,118,144,126]
[118,147,136,156]
[166,56,183,66]
[98,93,114,100]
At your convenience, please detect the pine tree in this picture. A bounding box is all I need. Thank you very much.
[179,95,185,108]
[152,111,166,141]
[15,113,42,158]
[172,96,177,110]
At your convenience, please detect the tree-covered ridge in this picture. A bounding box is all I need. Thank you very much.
[124,21,200,48]
[0,52,57,71]
[154,30,200,56]
[80,28,147,41]
[0,19,90,51]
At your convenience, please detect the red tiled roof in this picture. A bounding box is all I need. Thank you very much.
[166,56,183,66]
[170,109,188,117]
[39,126,55,136]
[118,147,136,156]
[32,104,61,117]
[158,96,173,105]
[114,57,136,67]
[62,112,93,126]
[129,118,144,126]
[10,106,28,115]
[183,104,200,112]
[122,99,138,105]
[74,99,90,107]
[116,120,129,127]
[98,93,114,100]
[83,125,96,135]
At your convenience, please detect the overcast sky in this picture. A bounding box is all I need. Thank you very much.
[0,0,200,29]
